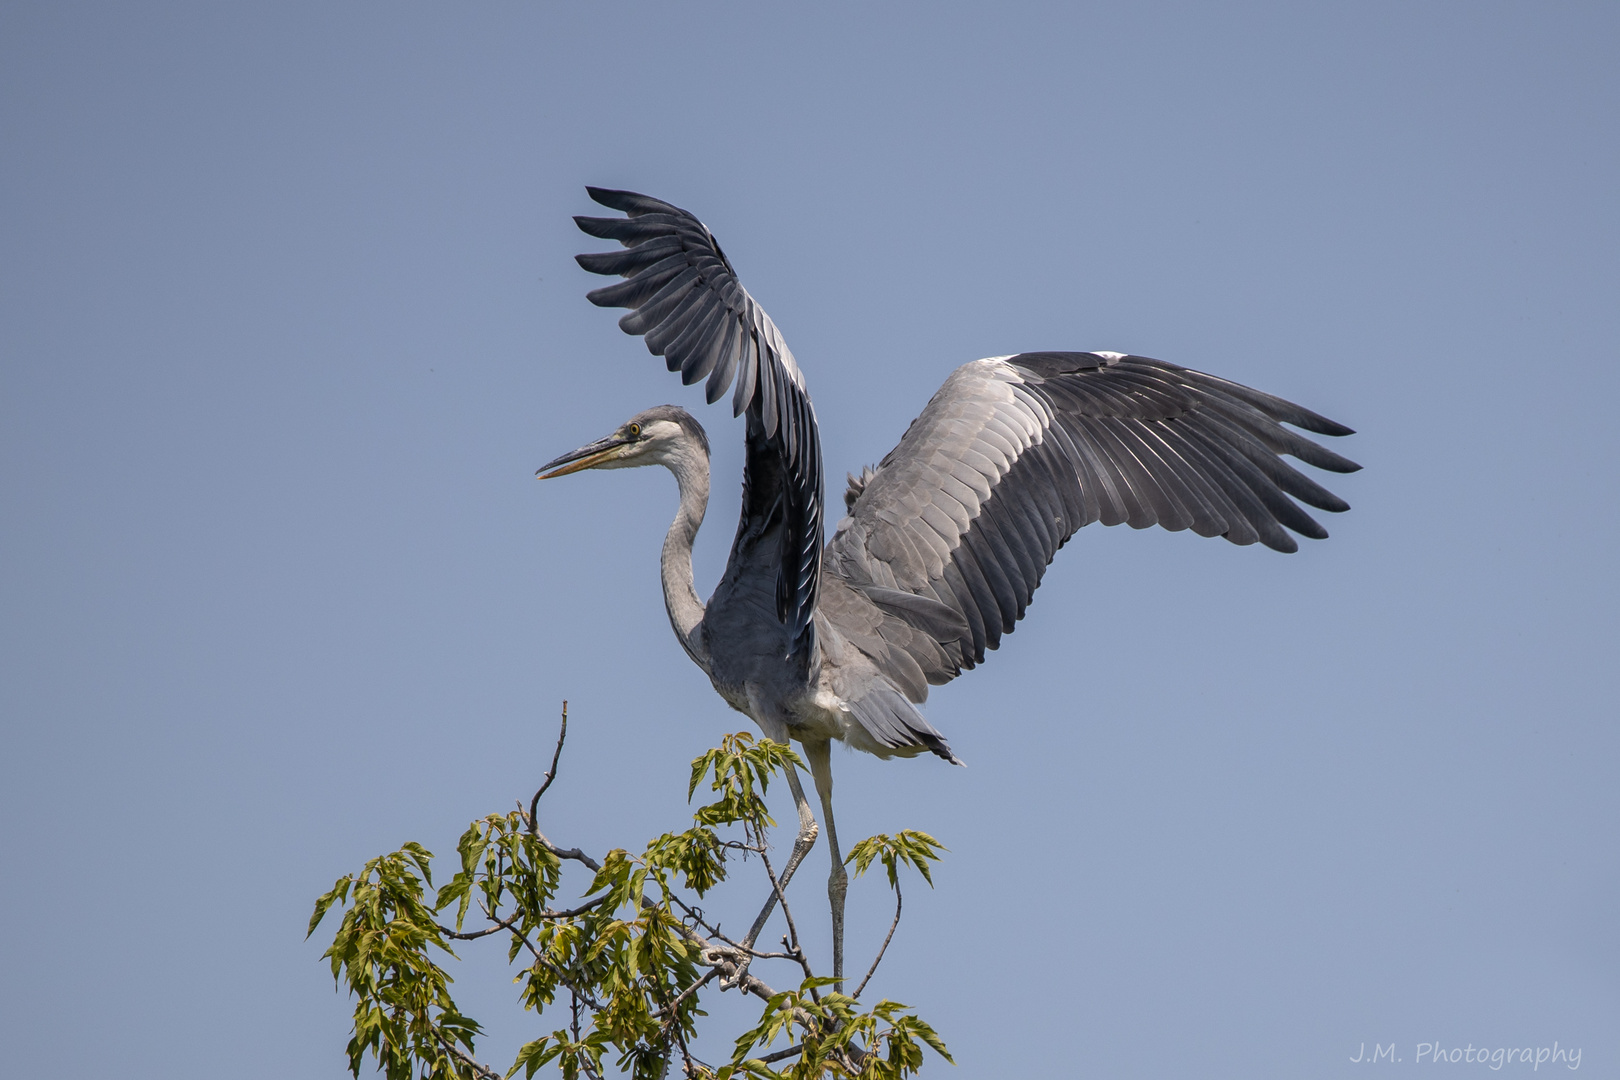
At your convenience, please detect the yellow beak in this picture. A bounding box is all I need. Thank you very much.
[535,435,631,479]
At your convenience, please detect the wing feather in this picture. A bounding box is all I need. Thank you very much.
[589,258,692,313]
[671,301,729,384]
[1112,422,1206,532]
[1133,423,1237,535]
[574,188,822,658]
[975,490,1040,598]
[1073,414,1153,525]
[939,562,988,664]
[702,316,742,404]
[1149,421,1261,541]
[961,524,1020,633]
[644,288,717,357]
[825,352,1358,686]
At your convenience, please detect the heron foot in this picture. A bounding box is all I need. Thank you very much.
[782,818,819,887]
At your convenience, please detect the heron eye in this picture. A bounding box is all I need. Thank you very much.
[627,423,642,438]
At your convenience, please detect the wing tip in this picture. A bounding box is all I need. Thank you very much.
[584,185,679,217]
[1312,449,1363,474]
[581,279,624,308]
[1265,528,1301,553]
[1289,412,1357,439]
[916,729,963,766]
[584,184,628,206]
[572,214,620,241]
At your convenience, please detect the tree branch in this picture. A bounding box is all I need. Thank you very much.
[436,923,506,941]
[655,899,781,1005]
[487,911,607,1012]
[737,817,817,960]
[665,893,808,970]
[435,1033,504,1080]
[666,893,728,942]
[527,701,569,836]
[437,891,610,942]
[530,893,612,919]
[658,967,719,1022]
[757,850,804,959]
[567,990,606,1080]
[517,702,605,872]
[759,852,817,987]
[853,879,901,1000]
[732,845,816,992]
[538,836,602,873]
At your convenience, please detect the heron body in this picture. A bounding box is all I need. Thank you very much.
[538,188,1360,984]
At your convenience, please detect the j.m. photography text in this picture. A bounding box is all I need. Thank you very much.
[1349,1042,1581,1070]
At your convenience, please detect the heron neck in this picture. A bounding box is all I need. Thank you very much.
[660,445,711,671]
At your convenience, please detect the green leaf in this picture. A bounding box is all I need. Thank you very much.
[846,830,946,888]
[402,840,436,887]
[308,876,353,938]
[508,1035,562,1078]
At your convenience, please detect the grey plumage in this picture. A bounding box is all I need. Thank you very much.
[576,187,822,660]
[544,187,1361,984]
[825,350,1360,684]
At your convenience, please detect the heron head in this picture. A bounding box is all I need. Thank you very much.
[536,405,710,479]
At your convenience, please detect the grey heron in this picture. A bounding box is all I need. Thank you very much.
[538,187,1359,985]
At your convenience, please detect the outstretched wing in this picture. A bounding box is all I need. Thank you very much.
[824,351,1360,689]
[575,188,822,658]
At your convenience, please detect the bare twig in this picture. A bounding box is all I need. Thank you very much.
[436,923,506,941]
[733,846,817,992]
[762,853,818,986]
[666,894,728,942]
[527,701,570,836]
[676,1034,712,1079]
[746,946,803,962]
[534,893,613,919]
[658,967,719,1025]
[564,989,605,1080]
[518,703,605,872]
[539,837,602,873]
[435,1033,504,1080]
[756,1043,805,1064]
[660,893,806,971]
[437,891,610,943]
[665,893,807,968]
[673,1027,697,1079]
[673,1026,700,1079]
[485,911,607,1011]
[758,850,804,957]
[738,816,817,957]
[853,879,902,1000]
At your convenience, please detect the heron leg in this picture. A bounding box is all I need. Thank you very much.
[804,739,847,990]
[773,765,820,894]
[740,719,819,955]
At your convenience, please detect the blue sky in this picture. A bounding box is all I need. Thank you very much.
[2,3,1616,1076]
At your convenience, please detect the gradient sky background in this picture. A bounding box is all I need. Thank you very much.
[3,3,1616,1077]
